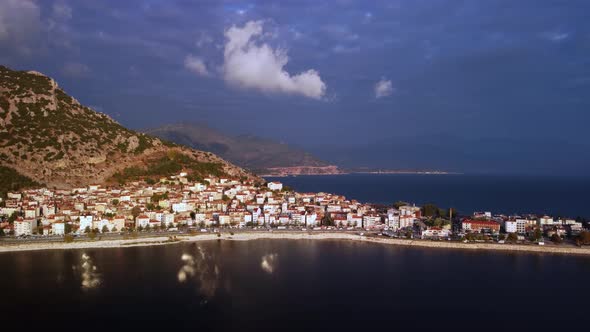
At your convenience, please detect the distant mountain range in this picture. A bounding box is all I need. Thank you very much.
[0,65,257,192]
[145,123,342,175]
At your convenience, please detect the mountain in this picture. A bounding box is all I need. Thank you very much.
[146,123,341,175]
[0,65,258,191]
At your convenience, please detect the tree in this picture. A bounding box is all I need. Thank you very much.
[101,225,109,233]
[534,227,543,241]
[577,231,590,246]
[0,228,5,236]
[190,211,196,220]
[8,211,18,224]
[111,199,119,206]
[64,223,72,234]
[393,201,408,209]
[550,234,562,244]
[84,226,91,234]
[421,203,439,218]
[131,206,141,220]
[321,214,333,226]
[137,225,144,232]
[222,194,230,202]
[498,233,506,241]
[63,234,74,243]
[87,231,97,240]
[507,233,518,243]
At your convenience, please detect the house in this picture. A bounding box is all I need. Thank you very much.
[136,215,150,229]
[421,227,450,239]
[267,182,283,191]
[14,218,36,236]
[462,219,500,233]
[505,220,518,233]
[363,214,381,229]
[79,215,93,233]
[52,221,65,235]
[539,216,554,226]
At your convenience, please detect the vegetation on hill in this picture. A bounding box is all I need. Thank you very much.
[0,166,42,199]
[0,65,257,188]
[111,151,226,185]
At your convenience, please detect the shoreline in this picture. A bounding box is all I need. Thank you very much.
[1,232,590,256]
[261,172,457,177]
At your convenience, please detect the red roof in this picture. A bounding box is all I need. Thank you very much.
[463,219,499,226]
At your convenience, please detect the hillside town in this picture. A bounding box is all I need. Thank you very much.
[0,172,588,246]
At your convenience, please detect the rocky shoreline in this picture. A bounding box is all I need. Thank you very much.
[1,232,590,255]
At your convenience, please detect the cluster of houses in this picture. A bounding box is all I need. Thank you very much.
[0,173,586,241]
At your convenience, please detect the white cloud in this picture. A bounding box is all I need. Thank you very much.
[0,0,40,49]
[62,62,90,77]
[375,78,393,98]
[52,1,72,21]
[222,20,326,100]
[184,55,209,76]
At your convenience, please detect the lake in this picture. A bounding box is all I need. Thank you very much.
[1,239,589,331]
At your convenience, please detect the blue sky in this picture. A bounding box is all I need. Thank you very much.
[1,0,590,174]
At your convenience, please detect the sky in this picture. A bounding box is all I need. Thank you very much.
[1,0,590,175]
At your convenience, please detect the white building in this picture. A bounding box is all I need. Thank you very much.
[539,216,554,226]
[505,220,518,233]
[52,221,65,235]
[79,215,93,233]
[14,218,36,236]
[421,228,450,239]
[504,220,518,233]
[267,182,283,191]
[136,215,150,229]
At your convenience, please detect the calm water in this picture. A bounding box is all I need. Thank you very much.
[267,174,590,218]
[1,240,589,331]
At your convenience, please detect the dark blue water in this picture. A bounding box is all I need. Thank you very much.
[1,240,589,331]
[266,174,590,218]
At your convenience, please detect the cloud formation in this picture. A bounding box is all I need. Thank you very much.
[0,0,40,51]
[223,20,326,99]
[374,78,393,98]
[62,62,90,77]
[184,55,209,76]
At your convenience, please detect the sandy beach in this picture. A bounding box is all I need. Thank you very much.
[1,232,590,255]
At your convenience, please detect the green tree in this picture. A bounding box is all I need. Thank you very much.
[101,225,109,233]
[550,233,562,244]
[507,233,518,243]
[111,199,119,206]
[321,213,333,226]
[498,233,506,241]
[577,231,590,245]
[222,194,230,202]
[87,231,97,240]
[131,206,141,220]
[64,223,72,234]
[393,201,408,209]
[84,226,91,234]
[534,227,543,241]
[8,211,18,223]
[421,203,440,218]
[0,228,5,236]
[137,225,144,232]
[190,211,196,220]
[63,234,74,243]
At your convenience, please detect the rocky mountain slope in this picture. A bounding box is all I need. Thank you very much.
[146,123,341,175]
[0,65,257,190]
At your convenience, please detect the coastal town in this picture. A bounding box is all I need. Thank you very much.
[1,172,589,250]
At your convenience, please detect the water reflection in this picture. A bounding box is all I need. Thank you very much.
[178,246,221,299]
[261,253,278,274]
[75,253,101,289]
